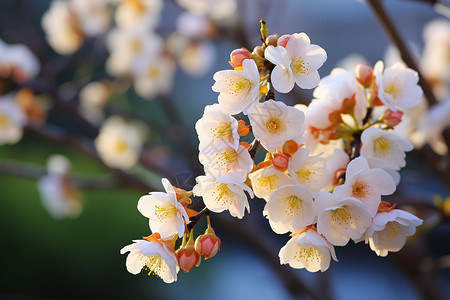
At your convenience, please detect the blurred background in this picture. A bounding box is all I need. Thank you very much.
[0,0,449,299]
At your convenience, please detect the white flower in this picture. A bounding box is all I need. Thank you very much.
[70,0,111,36]
[360,127,414,170]
[199,145,253,183]
[0,95,26,145]
[120,236,179,283]
[0,41,40,82]
[115,0,163,29]
[37,155,82,219]
[264,33,326,93]
[79,81,111,124]
[422,19,450,99]
[365,209,423,257]
[41,0,84,55]
[193,175,253,219]
[264,184,315,234]
[175,0,237,21]
[412,97,450,155]
[195,104,239,154]
[212,59,260,115]
[248,100,305,152]
[279,228,338,272]
[133,54,175,99]
[309,68,367,128]
[374,61,423,111]
[314,192,372,246]
[332,156,396,217]
[94,116,145,169]
[287,148,329,191]
[138,178,189,239]
[106,27,163,76]
[248,166,295,201]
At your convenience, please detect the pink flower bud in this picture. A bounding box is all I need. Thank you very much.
[194,227,221,259]
[271,152,290,171]
[355,64,373,88]
[383,109,403,127]
[176,238,201,273]
[277,34,291,48]
[265,34,278,46]
[229,48,251,68]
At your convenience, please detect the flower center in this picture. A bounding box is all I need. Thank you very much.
[295,245,322,263]
[130,39,143,53]
[220,149,238,164]
[0,113,10,128]
[115,140,129,153]
[148,67,160,79]
[373,136,391,157]
[154,203,178,222]
[384,83,400,99]
[265,117,284,134]
[283,195,302,216]
[214,122,233,142]
[385,221,400,239]
[214,184,232,204]
[145,255,165,277]
[257,175,279,192]
[331,206,351,223]
[233,78,252,95]
[291,57,308,74]
[352,181,369,198]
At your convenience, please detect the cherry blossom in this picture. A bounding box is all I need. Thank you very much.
[193,175,253,219]
[264,33,326,93]
[360,127,414,170]
[212,59,261,115]
[138,178,189,239]
[248,100,305,152]
[248,166,295,201]
[120,234,179,283]
[264,184,316,234]
[279,228,338,272]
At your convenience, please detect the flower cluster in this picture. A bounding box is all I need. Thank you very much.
[121,21,424,282]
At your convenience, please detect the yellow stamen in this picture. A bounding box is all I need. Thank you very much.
[115,140,128,153]
[214,184,232,204]
[233,78,252,94]
[257,175,279,191]
[265,117,285,134]
[214,122,233,142]
[296,167,313,181]
[130,39,142,53]
[154,204,178,222]
[331,207,351,223]
[352,181,369,198]
[220,149,238,164]
[283,195,302,216]
[148,67,160,79]
[294,246,322,263]
[0,114,10,128]
[291,57,309,74]
[373,137,391,157]
[385,221,400,238]
[144,255,165,277]
[384,83,400,99]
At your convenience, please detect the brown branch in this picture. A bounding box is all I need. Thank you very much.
[187,206,210,231]
[366,0,438,107]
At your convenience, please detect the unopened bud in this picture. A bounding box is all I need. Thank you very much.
[229,48,252,68]
[265,34,278,46]
[282,140,299,156]
[176,237,201,273]
[253,45,265,58]
[270,152,290,171]
[277,34,291,48]
[195,227,221,259]
[355,64,373,88]
[237,120,250,136]
[383,109,403,127]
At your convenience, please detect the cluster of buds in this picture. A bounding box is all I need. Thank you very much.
[122,20,424,281]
